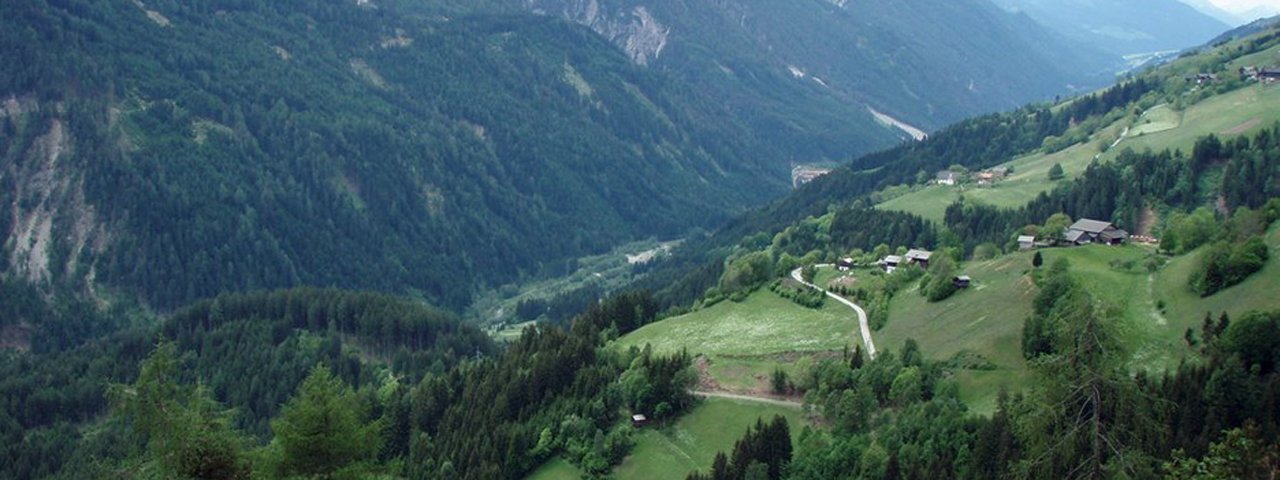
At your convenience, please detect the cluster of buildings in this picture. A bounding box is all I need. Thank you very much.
[1240,66,1280,84]
[1019,218,1130,250]
[935,166,1010,186]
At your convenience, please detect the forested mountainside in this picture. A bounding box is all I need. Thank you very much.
[1204,14,1280,47]
[519,0,1116,131]
[992,0,1228,57]
[2,0,903,312]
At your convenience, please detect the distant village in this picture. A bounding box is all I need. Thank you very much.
[1186,65,1280,86]
[935,165,1011,187]
[836,217,1132,290]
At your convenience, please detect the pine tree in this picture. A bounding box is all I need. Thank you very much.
[268,365,385,478]
[109,343,251,479]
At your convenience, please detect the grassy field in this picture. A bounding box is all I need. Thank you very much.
[617,289,856,357]
[612,397,810,480]
[874,242,1265,414]
[875,120,1117,223]
[1129,104,1180,136]
[1102,84,1280,161]
[1152,223,1280,345]
[877,253,1038,414]
[526,458,582,480]
[526,397,809,480]
[616,289,857,392]
[877,56,1280,225]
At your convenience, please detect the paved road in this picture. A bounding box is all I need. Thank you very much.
[693,390,804,409]
[791,266,877,358]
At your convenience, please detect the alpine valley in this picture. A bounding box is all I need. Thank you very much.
[2,1,1279,479]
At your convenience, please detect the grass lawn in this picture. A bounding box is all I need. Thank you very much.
[616,289,857,358]
[879,244,1214,413]
[1152,223,1280,348]
[526,458,583,480]
[1129,104,1180,136]
[616,289,857,392]
[611,397,811,480]
[879,253,1038,414]
[1102,84,1280,160]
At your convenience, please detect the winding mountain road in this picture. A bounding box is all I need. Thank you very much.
[791,266,877,359]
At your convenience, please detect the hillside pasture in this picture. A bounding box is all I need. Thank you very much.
[1152,222,1280,346]
[1103,83,1280,160]
[610,397,810,480]
[876,118,1122,223]
[877,243,1235,413]
[616,289,857,392]
[878,252,1037,414]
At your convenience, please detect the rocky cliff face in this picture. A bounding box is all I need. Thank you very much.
[1,96,110,292]
[520,0,669,65]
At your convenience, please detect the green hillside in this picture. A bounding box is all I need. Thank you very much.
[881,224,1280,413]
[616,289,855,392]
[873,38,1280,220]
[528,397,810,480]
[878,57,1280,224]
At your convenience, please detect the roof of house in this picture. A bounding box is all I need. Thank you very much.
[1069,218,1114,234]
[905,249,932,261]
[1099,229,1130,241]
[937,171,958,180]
[1065,229,1090,243]
[883,255,903,264]
[955,275,971,281]
[632,414,647,422]
[1017,235,1036,243]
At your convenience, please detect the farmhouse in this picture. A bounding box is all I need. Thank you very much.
[1018,235,1036,250]
[1261,68,1280,83]
[936,170,959,186]
[904,249,932,268]
[631,414,649,428]
[879,255,902,272]
[1241,66,1280,83]
[1063,219,1129,246]
[1186,72,1217,85]
[953,275,971,288]
[837,257,856,271]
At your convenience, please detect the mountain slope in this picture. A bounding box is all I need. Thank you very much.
[518,0,1117,131]
[4,0,900,310]
[993,0,1229,57]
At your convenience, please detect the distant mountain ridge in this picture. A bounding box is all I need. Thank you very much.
[993,0,1229,57]
[517,0,1118,130]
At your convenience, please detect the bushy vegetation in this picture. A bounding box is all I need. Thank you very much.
[768,279,825,309]
[1191,236,1270,296]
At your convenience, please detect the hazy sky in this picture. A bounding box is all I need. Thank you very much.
[1209,0,1279,15]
